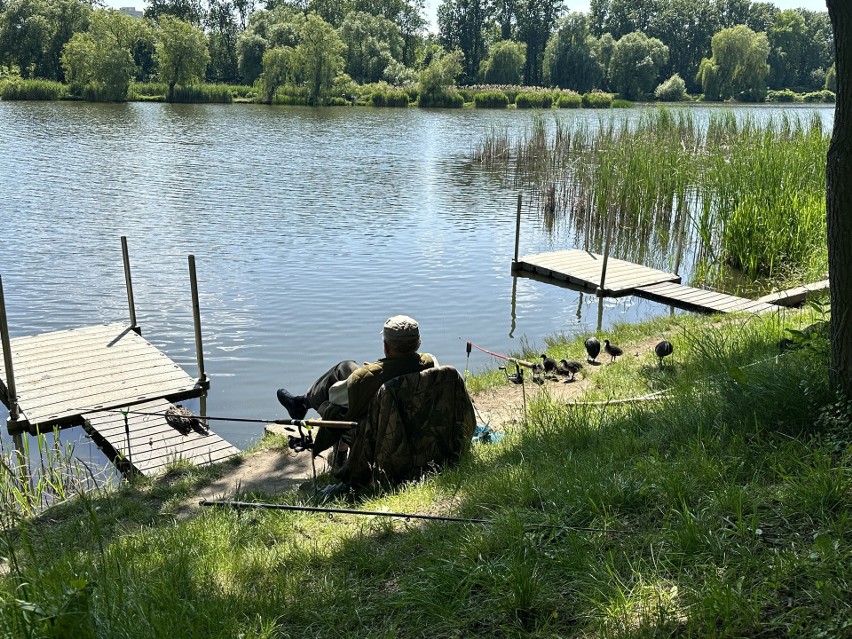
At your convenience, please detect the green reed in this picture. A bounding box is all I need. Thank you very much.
[473,108,829,287]
[0,431,103,524]
[0,79,66,101]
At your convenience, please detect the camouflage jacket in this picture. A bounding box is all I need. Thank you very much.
[336,365,476,486]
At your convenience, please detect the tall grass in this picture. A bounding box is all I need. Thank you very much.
[473,108,829,289]
[0,79,66,101]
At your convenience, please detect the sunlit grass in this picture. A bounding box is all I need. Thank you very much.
[0,308,848,638]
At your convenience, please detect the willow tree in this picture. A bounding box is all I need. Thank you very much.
[826,0,852,397]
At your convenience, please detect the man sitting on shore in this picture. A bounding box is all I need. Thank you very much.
[277,315,438,469]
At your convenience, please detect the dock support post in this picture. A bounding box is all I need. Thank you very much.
[121,236,139,334]
[0,275,20,424]
[512,193,522,267]
[188,255,209,388]
[598,207,615,295]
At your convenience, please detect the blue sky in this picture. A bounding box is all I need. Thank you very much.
[104,0,830,32]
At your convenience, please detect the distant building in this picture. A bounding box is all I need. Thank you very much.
[119,6,143,18]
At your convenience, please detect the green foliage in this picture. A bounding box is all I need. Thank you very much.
[765,88,799,103]
[0,0,92,81]
[581,90,612,108]
[801,90,835,104]
[259,45,296,103]
[437,0,489,82]
[155,14,210,101]
[609,31,669,101]
[610,98,632,108]
[0,77,65,99]
[514,89,553,109]
[654,73,687,102]
[698,25,770,102]
[473,90,509,108]
[543,12,602,92]
[556,91,581,108]
[370,86,409,106]
[295,12,345,105]
[479,40,525,85]
[824,63,836,92]
[339,11,402,85]
[418,48,462,104]
[767,9,807,90]
[60,9,150,102]
[170,83,233,103]
[417,89,463,108]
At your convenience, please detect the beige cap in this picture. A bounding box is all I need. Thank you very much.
[382,315,420,343]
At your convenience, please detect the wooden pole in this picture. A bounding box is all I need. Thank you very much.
[121,236,139,334]
[512,192,522,266]
[673,205,687,277]
[0,275,20,423]
[598,207,615,294]
[188,255,208,387]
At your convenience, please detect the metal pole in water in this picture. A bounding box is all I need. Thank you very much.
[121,236,139,334]
[598,207,615,295]
[188,255,208,387]
[512,192,522,266]
[0,275,20,423]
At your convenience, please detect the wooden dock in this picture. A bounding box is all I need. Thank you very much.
[83,398,240,477]
[514,249,778,314]
[515,249,680,295]
[0,323,203,434]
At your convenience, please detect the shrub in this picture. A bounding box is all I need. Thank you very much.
[370,88,409,107]
[582,91,612,108]
[766,89,799,103]
[515,90,553,108]
[654,73,687,102]
[327,96,349,106]
[611,98,632,108]
[556,91,582,108]
[474,90,509,108]
[457,86,476,103]
[801,90,835,103]
[171,84,233,103]
[0,79,65,100]
[418,90,464,108]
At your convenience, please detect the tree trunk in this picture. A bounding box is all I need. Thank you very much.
[826,1,852,396]
[168,82,176,103]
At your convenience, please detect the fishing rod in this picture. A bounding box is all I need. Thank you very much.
[199,499,633,534]
[78,407,358,430]
[460,338,536,368]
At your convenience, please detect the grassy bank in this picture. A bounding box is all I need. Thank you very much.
[1,308,849,638]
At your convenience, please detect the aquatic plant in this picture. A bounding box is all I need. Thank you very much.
[473,108,829,289]
[473,90,510,108]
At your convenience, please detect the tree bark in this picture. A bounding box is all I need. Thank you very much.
[826,1,852,396]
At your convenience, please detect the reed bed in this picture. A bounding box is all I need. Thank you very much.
[0,79,66,101]
[473,108,829,289]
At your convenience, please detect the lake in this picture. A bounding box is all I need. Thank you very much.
[0,100,834,462]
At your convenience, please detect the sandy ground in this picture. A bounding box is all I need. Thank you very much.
[183,338,664,511]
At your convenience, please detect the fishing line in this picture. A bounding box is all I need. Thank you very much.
[199,499,634,534]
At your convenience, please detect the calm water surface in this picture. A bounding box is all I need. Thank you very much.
[0,101,834,461]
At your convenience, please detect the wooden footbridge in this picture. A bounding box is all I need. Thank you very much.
[511,196,827,314]
[0,238,239,477]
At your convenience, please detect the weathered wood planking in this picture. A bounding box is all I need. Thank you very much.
[756,279,830,307]
[515,249,681,295]
[83,398,240,477]
[0,323,202,433]
[635,282,778,314]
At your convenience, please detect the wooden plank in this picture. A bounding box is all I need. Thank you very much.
[756,279,830,306]
[83,399,239,477]
[0,323,202,432]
